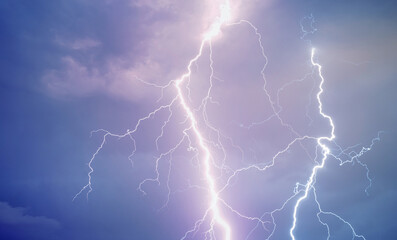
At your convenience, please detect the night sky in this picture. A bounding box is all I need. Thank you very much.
[1,1,396,239]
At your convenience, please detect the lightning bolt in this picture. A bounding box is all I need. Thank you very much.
[73,2,383,240]
[174,22,232,240]
[173,2,233,239]
[289,48,336,239]
[75,1,233,239]
[289,49,383,240]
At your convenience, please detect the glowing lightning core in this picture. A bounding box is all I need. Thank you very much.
[174,2,232,239]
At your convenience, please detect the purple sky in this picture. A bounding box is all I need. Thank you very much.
[1,0,396,239]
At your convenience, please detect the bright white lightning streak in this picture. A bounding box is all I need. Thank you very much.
[289,48,362,240]
[74,1,234,238]
[174,2,232,239]
[289,48,335,239]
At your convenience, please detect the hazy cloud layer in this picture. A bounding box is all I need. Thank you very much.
[41,0,233,102]
[0,201,60,228]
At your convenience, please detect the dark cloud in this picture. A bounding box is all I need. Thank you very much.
[0,201,60,228]
[0,202,60,240]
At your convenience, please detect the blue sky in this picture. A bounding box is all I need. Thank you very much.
[1,0,396,239]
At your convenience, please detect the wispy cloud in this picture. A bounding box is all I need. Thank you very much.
[55,36,102,50]
[0,201,60,229]
[42,56,103,98]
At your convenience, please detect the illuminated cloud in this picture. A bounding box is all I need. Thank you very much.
[42,0,229,102]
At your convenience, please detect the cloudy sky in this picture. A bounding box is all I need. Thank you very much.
[1,0,396,239]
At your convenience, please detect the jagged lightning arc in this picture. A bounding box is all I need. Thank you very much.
[75,1,234,238]
[290,48,336,240]
[173,2,232,237]
[289,48,381,239]
[74,1,382,239]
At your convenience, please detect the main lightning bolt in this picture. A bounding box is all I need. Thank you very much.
[174,2,232,238]
[73,1,382,239]
[75,1,234,239]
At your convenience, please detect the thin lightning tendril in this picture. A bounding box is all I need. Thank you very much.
[74,1,382,239]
